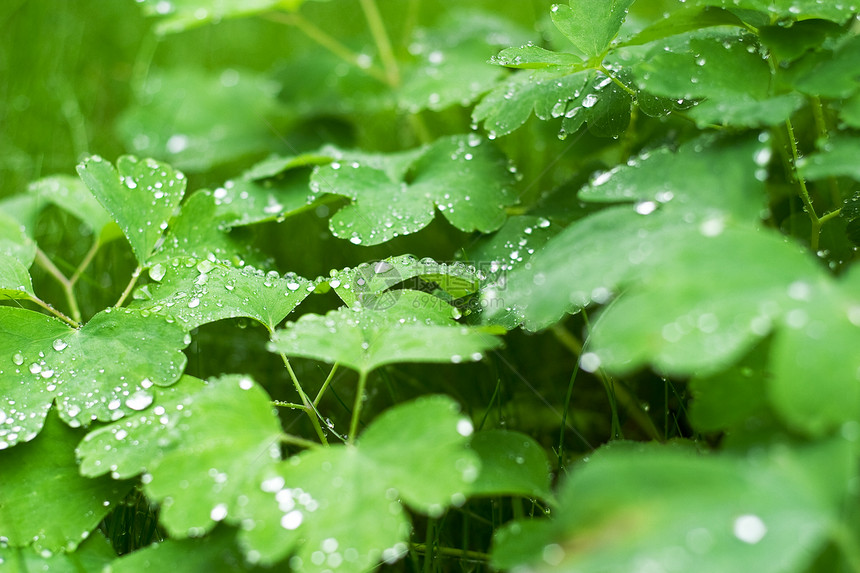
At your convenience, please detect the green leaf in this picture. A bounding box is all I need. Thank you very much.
[0,533,115,572]
[28,175,116,240]
[698,0,858,24]
[839,93,860,128]
[107,527,259,572]
[791,34,860,98]
[634,32,803,127]
[550,0,637,59]
[589,227,822,376]
[310,135,516,245]
[269,293,503,376]
[490,44,584,69]
[473,68,589,138]
[466,430,553,501]
[0,410,133,552]
[759,20,844,63]
[768,277,860,436]
[797,134,860,181]
[492,441,846,572]
[580,133,769,222]
[136,0,310,35]
[327,255,485,309]
[117,68,290,172]
[0,212,36,267]
[620,6,745,47]
[77,375,283,538]
[76,155,187,266]
[0,254,35,300]
[130,256,311,331]
[153,190,262,265]
[0,307,188,448]
[237,395,480,568]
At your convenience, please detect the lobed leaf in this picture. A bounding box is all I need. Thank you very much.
[796,134,860,181]
[237,395,481,569]
[0,533,115,572]
[697,0,858,24]
[0,307,188,448]
[0,411,133,552]
[0,254,35,300]
[550,0,637,59]
[490,44,584,69]
[492,440,848,572]
[77,375,283,538]
[28,175,117,241]
[76,155,187,266]
[466,430,554,501]
[269,292,503,376]
[131,256,311,331]
[310,135,516,245]
[0,212,36,267]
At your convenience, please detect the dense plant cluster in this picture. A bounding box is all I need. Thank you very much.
[1,0,860,571]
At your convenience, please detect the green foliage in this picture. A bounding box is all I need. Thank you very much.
[2,0,860,571]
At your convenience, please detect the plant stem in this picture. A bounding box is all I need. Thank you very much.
[359,0,400,87]
[266,12,388,84]
[35,248,82,322]
[313,362,339,406]
[550,324,660,441]
[598,64,638,98]
[784,118,823,250]
[348,370,369,444]
[70,238,102,285]
[279,352,329,445]
[279,433,323,450]
[28,295,80,328]
[272,400,306,410]
[410,543,489,563]
[115,266,142,308]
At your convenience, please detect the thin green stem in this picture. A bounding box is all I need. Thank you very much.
[272,400,307,410]
[313,363,339,406]
[809,96,843,208]
[348,370,369,444]
[409,543,490,562]
[557,359,580,473]
[359,0,400,87]
[69,238,101,285]
[819,208,842,225]
[279,433,323,450]
[115,266,142,308]
[266,12,388,84]
[34,248,82,322]
[27,295,80,328]
[279,352,329,445]
[598,64,638,98]
[784,119,822,250]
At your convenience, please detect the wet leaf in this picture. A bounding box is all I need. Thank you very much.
[580,133,769,222]
[28,175,117,240]
[797,134,860,181]
[0,212,36,267]
[77,375,282,538]
[492,440,847,573]
[117,68,290,172]
[0,532,116,572]
[550,0,637,59]
[589,227,822,376]
[0,307,188,448]
[0,410,133,552]
[790,34,860,98]
[634,32,803,127]
[130,256,310,331]
[466,430,553,501]
[310,135,516,245]
[697,0,858,24]
[491,44,584,69]
[269,293,503,376]
[327,255,485,308]
[136,0,312,34]
[0,254,35,300]
[153,190,263,265]
[76,155,187,266]
[237,395,480,568]
[473,68,589,137]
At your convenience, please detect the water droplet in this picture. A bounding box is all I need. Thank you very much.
[148,264,166,282]
[126,391,153,411]
[12,353,23,366]
[210,503,228,521]
[733,514,766,544]
[456,418,473,437]
[52,339,68,351]
[281,510,303,530]
[580,352,601,372]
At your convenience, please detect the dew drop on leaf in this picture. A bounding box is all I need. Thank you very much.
[125,391,153,411]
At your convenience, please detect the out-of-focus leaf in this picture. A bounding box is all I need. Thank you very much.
[28,175,116,240]
[797,134,860,181]
[0,531,116,572]
[118,68,290,172]
[466,430,553,501]
[135,0,313,35]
